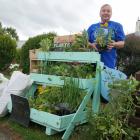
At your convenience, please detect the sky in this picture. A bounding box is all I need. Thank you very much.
[0,0,140,40]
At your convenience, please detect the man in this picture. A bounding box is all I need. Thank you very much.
[87,4,125,69]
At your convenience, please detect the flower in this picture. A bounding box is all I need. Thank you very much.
[100,22,108,27]
[9,63,19,71]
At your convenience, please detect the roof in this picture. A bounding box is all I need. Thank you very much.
[54,35,75,44]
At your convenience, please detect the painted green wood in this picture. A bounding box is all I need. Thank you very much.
[30,108,61,129]
[30,108,87,131]
[62,88,93,140]
[92,62,103,113]
[37,52,100,63]
[62,63,103,140]
[45,127,57,135]
[6,51,102,139]
[60,111,87,130]
[6,50,103,140]
[30,73,95,90]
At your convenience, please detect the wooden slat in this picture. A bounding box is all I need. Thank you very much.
[30,73,95,90]
[37,52,100,63]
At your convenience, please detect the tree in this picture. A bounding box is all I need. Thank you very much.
[0,22,4,35]
[123,33,140,54]
[0,35,16,71]
[4,27,19,41]
[0,21,19,41]
[21,32,57,73]
[117,33,140,75]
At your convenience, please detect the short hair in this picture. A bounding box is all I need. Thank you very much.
[100,4,112,10]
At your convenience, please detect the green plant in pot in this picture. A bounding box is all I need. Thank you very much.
[39,38,52,74]
[95,28,113,51]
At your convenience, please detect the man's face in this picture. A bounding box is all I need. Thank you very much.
[100,5,112,23]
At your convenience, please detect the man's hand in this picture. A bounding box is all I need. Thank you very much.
[107,40,125,49]
[107,40,116,50]
[88,42,98,51]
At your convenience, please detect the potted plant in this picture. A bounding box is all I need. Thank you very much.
[95,28,113,51]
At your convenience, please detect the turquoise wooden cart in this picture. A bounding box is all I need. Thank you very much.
[8,51,104,140]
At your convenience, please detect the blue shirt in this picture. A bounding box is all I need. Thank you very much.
[87,21,125,69]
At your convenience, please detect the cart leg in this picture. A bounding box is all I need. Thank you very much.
[92,62,102,113]
[45,126,57,135]
[62,90,92,140]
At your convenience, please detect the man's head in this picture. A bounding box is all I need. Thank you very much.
[100,4,112,23]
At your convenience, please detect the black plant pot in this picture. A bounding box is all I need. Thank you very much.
[54,103,74,116]
[96,44,107,52]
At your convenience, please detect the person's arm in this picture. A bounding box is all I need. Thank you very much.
[87,24,99,51]
[107,40,125,50]
[108,23,125,50]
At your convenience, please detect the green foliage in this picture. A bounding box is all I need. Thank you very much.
[3,27,19,41]
[117,33,140,76]
[0,35,16,71]
[61,78,85,111]
[0,21,18,41]
[38,62,95,79]
[0,22,5,35]
[74,29,89,48]
[39,38,52,52]
[15,48,22,64]
[124,33,140,54]
[29,78,86,114]
[67,29,90,51]
[73,77,140,140]
[95,28,112,50]
[21,32,56,73]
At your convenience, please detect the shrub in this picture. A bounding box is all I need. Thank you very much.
[117,33,140,76]
[21,32,56,73]
[15,47,22,64]
[0,35,16,71]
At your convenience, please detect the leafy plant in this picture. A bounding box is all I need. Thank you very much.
[95,28,113,51]
[61,78,85,111]
[67,29,90,51]
[39,38,53,52]
[38,61,95,78]
[72,77,140,140]
[29,78,86,114]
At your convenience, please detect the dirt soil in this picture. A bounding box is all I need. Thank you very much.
[0,123,23,140]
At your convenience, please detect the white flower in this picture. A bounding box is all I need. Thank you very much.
[9,63,19,70]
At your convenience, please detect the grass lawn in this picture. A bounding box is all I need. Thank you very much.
[0,114,82,140]
[0,114,63,140]
[0,72,82,140]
